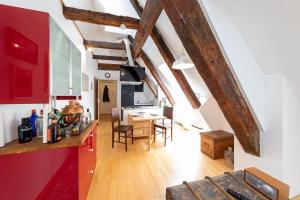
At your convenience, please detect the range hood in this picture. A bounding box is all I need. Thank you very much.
[120,38,144,85]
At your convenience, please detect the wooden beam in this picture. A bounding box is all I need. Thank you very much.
[93,55,127,61]
[160,0,260,156]
[63,5,140,29]
[128,36,175,105]
[84,40,125,50]
[129,0,143,16]
[139,51,175,106]
[144,75,158,98]
[133,0,162,58]
[129,0,174,67]
[98,63,121,71]
[128,3,201,109]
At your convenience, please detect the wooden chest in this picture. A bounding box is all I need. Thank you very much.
[200,130,234,160]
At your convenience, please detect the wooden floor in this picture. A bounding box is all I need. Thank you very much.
[87,115,232,200]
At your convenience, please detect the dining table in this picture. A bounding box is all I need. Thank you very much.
[128,113,166,150]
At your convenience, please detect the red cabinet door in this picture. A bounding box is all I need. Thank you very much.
[79,137,92,200]
[79,127,97,200]
[0,147,78,200]
[90,127,97,170]
[0,4,49,104]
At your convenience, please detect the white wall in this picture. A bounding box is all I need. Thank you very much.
[283,78,300,196]
[0,0,98,144]
[95,70,121,109]
[134,86,156,105]
[234,75,284,178]
[200,0,300,195]
[199,97,232,132]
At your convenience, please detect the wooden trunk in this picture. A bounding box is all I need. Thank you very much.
[200,130,234,160]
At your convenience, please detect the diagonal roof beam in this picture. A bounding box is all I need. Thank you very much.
[139,51,175,106]
[160,0,261,156]
[129,1,201,109]
[129,36,175,105]
[84,40,125,50]
[132,0,163,58]
[63,5,140,29]
[144,75,158,98]
[93,55,127,61]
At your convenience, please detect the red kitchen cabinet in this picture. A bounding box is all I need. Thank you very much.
[79,128,97,200]
[0,4,50,104]
[0,124,97,200]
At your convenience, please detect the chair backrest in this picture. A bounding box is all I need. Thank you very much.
[111,107,120,130]
[163,106,174,122]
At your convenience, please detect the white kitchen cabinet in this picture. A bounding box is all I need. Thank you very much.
[70,42,82,96]
[50,18,81,96]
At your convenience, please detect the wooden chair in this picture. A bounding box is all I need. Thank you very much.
[153,106,174,146]
[111,108,134,151]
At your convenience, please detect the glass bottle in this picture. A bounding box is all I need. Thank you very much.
[37,110,43,138]
[87,108,92,122]
[30,109,38,137]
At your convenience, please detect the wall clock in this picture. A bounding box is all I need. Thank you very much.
[105,73,111,78]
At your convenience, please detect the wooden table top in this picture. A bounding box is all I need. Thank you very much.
[200,130,234,141]
[129,114,166,121]
[0,120,98,156]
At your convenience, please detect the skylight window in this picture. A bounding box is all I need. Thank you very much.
[97,0,139,35]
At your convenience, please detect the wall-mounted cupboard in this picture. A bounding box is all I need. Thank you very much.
[0,4,82,104]
[0,5,50,104]
[50,19,81,97]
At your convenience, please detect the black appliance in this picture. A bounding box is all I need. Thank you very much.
[120,66,145,82]
[121,85,134,107]
[18,117,32,143]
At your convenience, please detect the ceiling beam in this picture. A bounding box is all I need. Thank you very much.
[132,0,163,58]
[63,5,140,29]
[128,36,175,105]
[129,0,143,16]
[139,50,175,106]
[98,63,121,71]
[93,55,127,61]
[144,75,158,98]
[160,0,260,156]
[84,40,125,50]
[129,2,201,109]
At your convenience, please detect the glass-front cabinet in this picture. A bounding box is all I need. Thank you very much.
[70,42,82,96]
[50,18,81,97]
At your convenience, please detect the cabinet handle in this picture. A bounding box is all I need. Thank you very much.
[88,148,94,152]
[88,170,94,174]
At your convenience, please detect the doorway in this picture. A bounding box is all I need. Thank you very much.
[97,80,117,118]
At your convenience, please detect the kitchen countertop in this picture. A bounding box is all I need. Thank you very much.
[0,120,98,156]
[122,106,160,110]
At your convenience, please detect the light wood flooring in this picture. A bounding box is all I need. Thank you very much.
[87,115,232,200]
